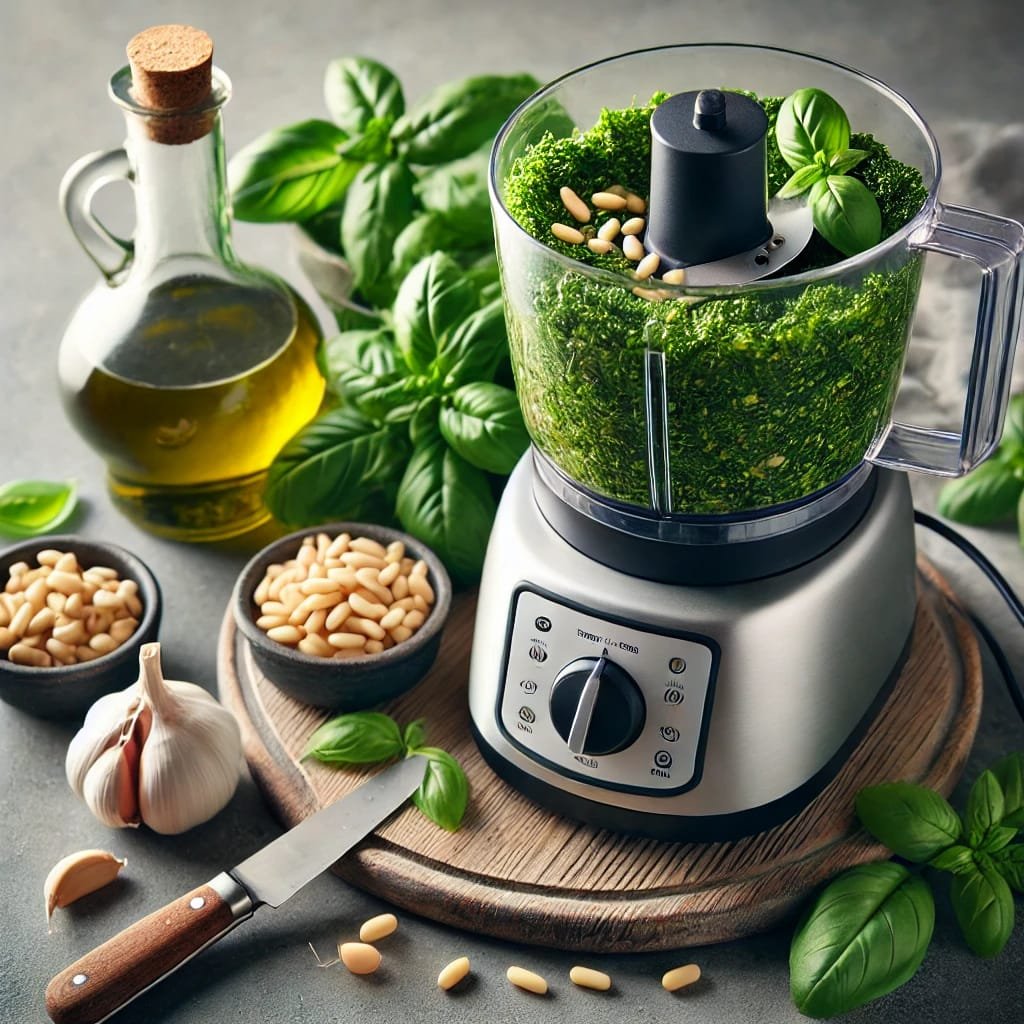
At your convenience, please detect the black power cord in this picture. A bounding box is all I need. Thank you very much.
[914,509,1024,724]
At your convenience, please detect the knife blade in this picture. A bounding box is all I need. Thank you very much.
[45,754,427,1024]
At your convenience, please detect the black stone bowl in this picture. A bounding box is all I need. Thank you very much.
[0,536,162,719]
[232,523,451,710]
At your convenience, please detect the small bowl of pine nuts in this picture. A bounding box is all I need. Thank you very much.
[0,536,162,719]
[232,523,452,710]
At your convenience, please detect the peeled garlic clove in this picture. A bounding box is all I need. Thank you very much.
[44,849,126,924]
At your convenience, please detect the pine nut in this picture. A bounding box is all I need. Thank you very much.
[340,942,381,975]
[327,567,359,588]
[404,609,427,630]
[364,639,384,654]
[299,634,334,658]
[635,252,661,280]
[84,565,118,580]
[438,955,471,991]
[0,626,15,650]
[304,609,328,636]
[47,571,85,596]
[327,631,366,650]
[385,541,405,563]
[392,574,409,600]
[289,593,339,625]
[54,553,78,573]
[46,637,76,663]
[623,234,645,262]
[348,592,387,620]
[26,578,50,610]
[110,618,139,643]
[409,575,434,604]
[256,614,289,631]
[551,222,585,245]
[27,608,55,636]
[93,590,124,610]
[349,537,388,559]
[324,601,353,632]
[36,550,62,567]
[569,965,611,991]
[10,602,33,638]
[300,578,342,596]
[359,913,398,943]
[413,594,429,613]
[267,625,304,645]
[125,594,143,617]
[355,570,392,605]
[662,963,701,992]
[606,184,628,197]
[661,268,687,285]
[75,645,101,662]
[0,603,8,628]
[341,551,387,571]
[326,533,351,558]
[9,643,51,667]
[559,185,591,223]
[347,617,386,641]
[507,966,548,995]
[621,217,645,236]
[19,634,43,649]
[389,625,413,644]
[593,190,628,211]
[597,218,621,242]
[378,562,401,587]
[380,607,405,631]
[625,191,646,214]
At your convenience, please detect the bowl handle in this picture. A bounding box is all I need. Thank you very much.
[870,203,1023,476]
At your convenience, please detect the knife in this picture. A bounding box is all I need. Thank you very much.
[45,754,428,1024]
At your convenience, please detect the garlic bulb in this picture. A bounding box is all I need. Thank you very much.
[66,642,242,834]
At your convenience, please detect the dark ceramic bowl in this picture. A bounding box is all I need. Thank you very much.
[232,523,451,710]
[0,536,162,719]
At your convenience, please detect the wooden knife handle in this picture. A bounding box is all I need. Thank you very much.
[45,875,251,1024]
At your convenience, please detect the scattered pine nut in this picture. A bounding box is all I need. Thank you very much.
[597,218,621,242]
[592,191,627,211]
[623,234,645,262]
[587,238,613,254]
[551,222,585,245]
[559,186,591,223]
[662,963,701,992]
[625,191,646,214]
[438,956,471,991]
[606,184,628,198]
[359,913,398,943]
[569,965,612,991]
[340,942,381,975]
[507,965,548,995]
[635,252,661,280]
[661,268,687,285]
[621,217,645,236]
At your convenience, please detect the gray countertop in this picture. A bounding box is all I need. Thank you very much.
[3,1,1024,1022]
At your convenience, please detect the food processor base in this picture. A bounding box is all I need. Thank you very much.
[468,454,918,841]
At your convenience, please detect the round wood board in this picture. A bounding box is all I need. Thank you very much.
[217,558,981,953]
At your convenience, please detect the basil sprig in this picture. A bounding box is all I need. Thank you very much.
[266,252,529,584]
[775,87,882,256]
[790,753,1024,1017]
[0,479,78,538]
[938,393,1024,544]
[304,711,469,832]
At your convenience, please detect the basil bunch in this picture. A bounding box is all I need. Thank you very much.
[228,56,537,310]
[0,480,77,538]
[938,393,1024,543]
[303,711,468,831]
[790,753,1024,1017]
[265,252,528,583]
[775,88,882,257]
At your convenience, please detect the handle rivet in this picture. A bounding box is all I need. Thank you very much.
[72,974,88,987]
[189,896,206,910]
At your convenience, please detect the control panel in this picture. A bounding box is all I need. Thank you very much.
[498,587,717,794]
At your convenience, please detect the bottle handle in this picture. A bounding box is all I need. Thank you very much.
[59,148,134,281]
[870,203,1024,476]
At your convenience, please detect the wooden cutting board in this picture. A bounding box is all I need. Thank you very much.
[217,558,981,952]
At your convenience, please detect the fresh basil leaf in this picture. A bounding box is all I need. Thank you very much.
[392,253,479,374]
[300,205,345,254]
[415,144,492,239]
[950,856,1015,957]
[776,88,851,172]
[265,406,410,526]
[992,843,1024,893]
[390,212,464,285]
[409,746,469,831]
[440,383,529,475]
[409,397,441,447]
[809,175,882,257]
[464,254,501,302]
[341,161,418,309]
[929,844,976,876]
[789,861,934,1019]
[777,163,825,199]
[937,457,1023,525]
[402,719,426,753]
[391,73,539,165]
[338,115,396,163]
[0,480,77,538]
[229,120,360,222]
[324,56,405,137]
[979,825,1018,854]
[319,329,415,419]
[829,147,870,175]
[966,770,1005,847]
[303,711,405,764]
[396,435,496,584]
[436,297,508,388]
[855,782,962,862]
[990,752,1024,828]
[1004,394,1024,447]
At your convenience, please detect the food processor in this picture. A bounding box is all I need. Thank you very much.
[468,45,1024,840]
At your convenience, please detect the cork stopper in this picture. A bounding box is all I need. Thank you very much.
[126,25,215,144]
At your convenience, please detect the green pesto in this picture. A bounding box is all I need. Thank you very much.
[502,93,928,514]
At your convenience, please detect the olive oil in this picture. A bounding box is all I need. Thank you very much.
[59,275,324,540]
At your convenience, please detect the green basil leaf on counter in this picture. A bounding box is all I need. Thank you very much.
[341,161,418,308]
[809,175,882,257]
[436,297,508,388]
[320,329,416,420]
[324,56,405,138]
[0,480,78,538]
[950,856,1016,957]
[265,407,410,526]
[789,861,934,1019]
[776,88,851,172]
[936,456,1024,525]
[992,843,1024,894]
[396,434,496,584]
[403,719,426,753]
[440,382,529,475]
[391,73,539,165]
[776,162,825,199]
[393,253,479,374]
[829,147,870,175]
[929,844,976,876]
[978,825,1019,854]
[338,115,396,163]
[991,752,1024,828]
[966,770,1005,848]
[303,712,406,764]
[409,745,469,832]
[228,120,360,222]
[855,782,962,862]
